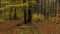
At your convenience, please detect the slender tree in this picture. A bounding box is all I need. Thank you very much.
[9,7,12,20]
[13,8,17,19]
[23,0,27,24]
[28,1,32,23]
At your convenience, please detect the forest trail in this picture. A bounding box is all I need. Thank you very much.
[0,19,23,31]
[34,21,60,34]
[0,20,60,34]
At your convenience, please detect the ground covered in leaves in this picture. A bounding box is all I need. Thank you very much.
[0,19,60,34]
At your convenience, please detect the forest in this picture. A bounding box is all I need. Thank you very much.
[0,0,60,34]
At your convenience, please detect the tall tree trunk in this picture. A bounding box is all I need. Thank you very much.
[28,6,32,23]
[13,8,17,19]
[23,0,27,24]
[9,7,12,20]
[0,0,2,17]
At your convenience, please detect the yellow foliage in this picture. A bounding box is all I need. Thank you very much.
[39,14,44,20]
[32,13,38,22]
[32,13,44,23]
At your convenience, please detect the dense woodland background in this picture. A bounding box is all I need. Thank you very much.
[0,0,60,23]
[0,0,60,34]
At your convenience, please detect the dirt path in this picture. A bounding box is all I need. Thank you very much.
[34,21,60,34]
[0,19,60,34]
[0,19,23,31]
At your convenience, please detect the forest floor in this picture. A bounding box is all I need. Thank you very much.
[0,19,60,34]
[34,21,60,34]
